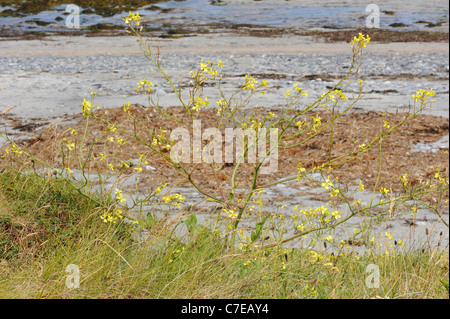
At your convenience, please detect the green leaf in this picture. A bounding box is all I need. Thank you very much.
[251,215,269,243]
[145,213,155,228]
[185,213,197,233]
[250,231,257,243]
[442,280,449,292]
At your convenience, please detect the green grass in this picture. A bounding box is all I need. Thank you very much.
[0,169,448,299]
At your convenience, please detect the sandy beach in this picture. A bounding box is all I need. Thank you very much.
[0,34,448,121]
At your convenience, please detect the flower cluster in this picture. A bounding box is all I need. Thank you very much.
[190,96,210,112]
[10,143,23,157]
[82,98,93,117]
[200,59,223,77]
[241,74,267,94]
[240,110,276,131]
[190,60,224,86]
[294,84,308,97]
[101,208,125,223]
[351,33,371,48]
[412,88,436,104]
[135,78,153,94]
[293,205,342,231]
[155,183,168,195]
[123,11,141,26]
[152,129,172,151]
[311,115,322,131]
[114,188,126,204]
[0,146,9,159]
[162,193,185,208]
[61,138,75,151]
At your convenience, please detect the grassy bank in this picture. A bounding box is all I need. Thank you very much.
[0,169,447,299]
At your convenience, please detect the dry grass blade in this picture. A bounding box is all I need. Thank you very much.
[1,105,18,116]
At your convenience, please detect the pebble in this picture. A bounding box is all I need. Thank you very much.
[1,52,448,82]
[1,50,448,121]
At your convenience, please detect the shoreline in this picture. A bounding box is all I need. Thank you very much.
[1,32,449,57]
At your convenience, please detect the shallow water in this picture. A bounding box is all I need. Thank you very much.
[0,0,448,32]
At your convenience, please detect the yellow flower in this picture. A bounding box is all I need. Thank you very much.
[191,96,210,111]
[162,193,185,207]
[412,88,435,104]
[100,208,124,223]
[123,11,141,26]
[243,75,258,90]
[331,210,341,220]
[0,146,9,159]
[69,127,77,135]
[82,98,93,117]
[308,250,323,263]
[303,285,318,297]
[116,137,127,146]
[357,181,365,193]
[155,183,167,195]
[11,144,23,157]
[333,89,347,101]
[331,189,340,197]
[321,178,333,190]
[65,167,73,176]
[294,84,308,97]
[351,33,371,48]
[380,187,390,195]
[66,140,75,151]
[135,79,153,93]
[399,173,409,187]
[115,188,126,204]
[312,115,322,130]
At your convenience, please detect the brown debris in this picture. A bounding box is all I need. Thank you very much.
[14,104,449,201]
